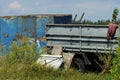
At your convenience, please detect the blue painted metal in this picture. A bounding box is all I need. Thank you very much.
[0,18,1,45]
[36,16,54,38]
[0,17,17,48]
[54,16,72,24]
[0,14,72,52]
[17,16,35,38]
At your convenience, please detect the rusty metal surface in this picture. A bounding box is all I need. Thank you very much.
[0,17,17,48]
[0,14,72,18]
[0,14,72,53]
[0,19,1,45]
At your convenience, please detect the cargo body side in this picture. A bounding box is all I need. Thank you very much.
[46,24,119,53]
[46,24,119,71]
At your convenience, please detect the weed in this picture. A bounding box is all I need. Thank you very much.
[0,36,111,80]
[110,47,120,80]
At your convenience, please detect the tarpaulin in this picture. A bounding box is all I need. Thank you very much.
[107,23,117,40]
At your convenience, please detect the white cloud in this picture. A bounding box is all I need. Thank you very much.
[9,1,22,10]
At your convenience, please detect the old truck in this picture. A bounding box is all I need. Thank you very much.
[0,14,119,71]
[46,24,119,71]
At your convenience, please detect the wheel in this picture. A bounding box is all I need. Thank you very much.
[71,58,85,72]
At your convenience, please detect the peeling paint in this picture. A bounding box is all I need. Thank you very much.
[0,14,72,49]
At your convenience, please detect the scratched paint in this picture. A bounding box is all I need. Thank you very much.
[0,14,72,52]
[0,18,1,44]
[0,17,17,47]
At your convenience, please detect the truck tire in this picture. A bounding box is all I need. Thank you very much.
[71,58,85,72]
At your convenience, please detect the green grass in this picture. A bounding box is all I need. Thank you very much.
[0,61,111,80]
[0,37,113,80]
[0,54,111,80]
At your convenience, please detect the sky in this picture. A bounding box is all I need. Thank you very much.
[0,0,120,21]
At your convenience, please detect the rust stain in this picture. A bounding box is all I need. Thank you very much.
[38,36,46,42]
[4,33,9,38]
[0,44,5,47]
[3,16,16,23]
[16,32,22,40]
[33,17,37,42]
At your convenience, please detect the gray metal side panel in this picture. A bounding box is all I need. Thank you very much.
[46,24,119,53]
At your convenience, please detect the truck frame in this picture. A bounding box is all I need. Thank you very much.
[46,24,119,71]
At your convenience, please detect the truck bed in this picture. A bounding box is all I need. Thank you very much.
[46,24,119,53]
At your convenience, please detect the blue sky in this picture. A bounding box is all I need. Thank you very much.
[0,0,120,21]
